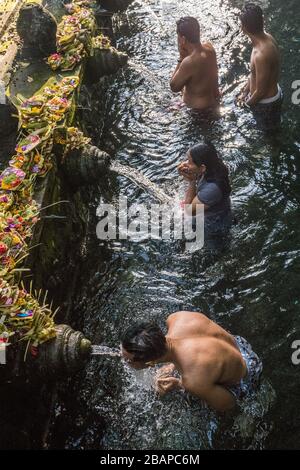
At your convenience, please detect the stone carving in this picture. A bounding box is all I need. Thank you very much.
[63,144,111,186]
[16,3,57,57]
[33,324,91,377]
[86,48,128,84]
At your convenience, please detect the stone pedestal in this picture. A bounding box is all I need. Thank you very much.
[16,3,57,58]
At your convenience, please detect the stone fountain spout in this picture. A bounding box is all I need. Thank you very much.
[32,324,92,378]
[62,144,111,186]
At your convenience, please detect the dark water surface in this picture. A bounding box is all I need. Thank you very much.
[49,0,300,449]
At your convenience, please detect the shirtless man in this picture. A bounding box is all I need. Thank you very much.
[170,17,220,111]
[237,3,282,130]
[121,311,262,412]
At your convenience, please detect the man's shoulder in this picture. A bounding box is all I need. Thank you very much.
[255,36,279,60]
[202,42,217,55]
[167,311,207,323]
[265,32,278,46]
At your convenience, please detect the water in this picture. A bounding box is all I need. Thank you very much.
[110,161,173,203]
[91,345,122,357]
[48,0,300,450]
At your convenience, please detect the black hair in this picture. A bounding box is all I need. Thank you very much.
[176,17,200,44]
[122,322,167,362]
[190,143,232,196]
[240,3,264,35]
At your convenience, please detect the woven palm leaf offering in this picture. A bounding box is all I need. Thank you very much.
[1,282,57,359]
[0,279,20,312]
[15,134,41,154]
[19,95,45,119]
[92,34,111,50]
[55,126,91,159]
[45,96,70,123]
[47,53,64,71]
[60,76,80,96]
[0,192,14,212]
[15,95,48,132]
[48,3,96,72]
[0,167,26,191]
[0,64,83,358]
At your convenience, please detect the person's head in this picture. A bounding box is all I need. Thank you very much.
[240,3,264,36]
[185,143,232,196]
[121,322,167,369]
[176,17,200,50]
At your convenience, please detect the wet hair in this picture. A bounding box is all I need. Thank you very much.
[176,17,200,44]
[122,322,167,362]
[240,3,264,35]
[190,143,232,196]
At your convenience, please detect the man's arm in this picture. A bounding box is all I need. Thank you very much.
[246,54,270,106]
[182,375,236,412]
[170,58,192,93]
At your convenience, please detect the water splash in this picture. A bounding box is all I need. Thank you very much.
[127,59,166,88]
[91,345,121,357]
[110,161,173,204]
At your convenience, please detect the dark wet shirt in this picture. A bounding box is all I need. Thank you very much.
[197,178,232,233]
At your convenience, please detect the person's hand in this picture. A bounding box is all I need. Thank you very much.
[236,94,251,109]
[156,363,175,378]
[235,83,249,107]
[178,44,188,61]
[235,91,245,107]
[155,376,181,396]
[177,161,189,174]
[178,162,197,182]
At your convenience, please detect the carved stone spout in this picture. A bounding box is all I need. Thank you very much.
[33,324,91,377]
[63,144,111,186]
[86,48,128,84]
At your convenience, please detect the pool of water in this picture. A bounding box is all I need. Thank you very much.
[48,0,300,449]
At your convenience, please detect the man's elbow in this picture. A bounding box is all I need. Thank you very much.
[170,81,182,93]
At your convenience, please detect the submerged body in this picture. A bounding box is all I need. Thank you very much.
[177,143,233,236]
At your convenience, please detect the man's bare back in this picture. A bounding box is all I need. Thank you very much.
[171,17,219,110]
[122,311,262,412]
[166,311,247,390]
[176,43,219,110]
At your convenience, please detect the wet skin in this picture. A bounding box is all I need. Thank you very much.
[122,311,248,412]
